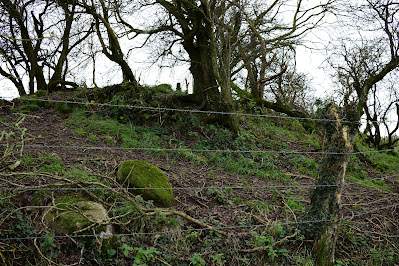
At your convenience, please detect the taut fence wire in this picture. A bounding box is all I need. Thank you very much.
[1,202,398,242]
[0,95,398,247]
[1,173,398,192]
[2,96,398,125]
[0,143,396,155]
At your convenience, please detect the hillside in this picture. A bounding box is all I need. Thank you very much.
[1,89,399,265]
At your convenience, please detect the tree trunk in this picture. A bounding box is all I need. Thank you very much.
[117,56,139,87]
[32,64,47,92]
[86,1,139,90]
[238,44,258,98]
[48,5,73,92]
[28,64,46,94]
[218,30,240,133]
[301,102,358,265]
[188,48,219,107]
[0,67,25,96]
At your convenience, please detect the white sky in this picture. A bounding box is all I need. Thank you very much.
[0,43,331,100]
[0,0,335,100]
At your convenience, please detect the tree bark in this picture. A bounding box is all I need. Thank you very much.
[48,4,74,92]
[301,102,358,265]
[185,39,219,108]
[84,0,139,89]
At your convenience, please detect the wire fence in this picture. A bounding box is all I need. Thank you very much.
[1,96,398,125]
[1,97,362,124]
[1,95,398,246]
[1,173,398,192]
[1,202,398,242]
[1,143,396,156]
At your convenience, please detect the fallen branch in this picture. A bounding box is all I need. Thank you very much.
[0,250,7,266]
[1,172,224,235]
[147,208,224,235]
[33,238,66,266]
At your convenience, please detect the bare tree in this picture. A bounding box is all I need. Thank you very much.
[235,0,334,100]
[107,0,244,131]
[107,0,335,132]
[363,76,399,149]
[350,0,399,115]
[303,0,399,264]
[328,0,399,149]
[0,0,92,95]
[76,0,139,88]
[226,0,333,130]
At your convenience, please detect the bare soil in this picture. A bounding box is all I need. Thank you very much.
[1,100,398,264]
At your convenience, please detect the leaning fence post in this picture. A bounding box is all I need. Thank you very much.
[301,102,359,265]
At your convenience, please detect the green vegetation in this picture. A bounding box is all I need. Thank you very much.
[1,91,398,265]
[116,160,174,207]
[65,107,301,182]
[55,101,77,114]
[43,195,111,235]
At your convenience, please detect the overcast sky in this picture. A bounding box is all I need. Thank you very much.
[0,0,337,101]
[0,45,333,101]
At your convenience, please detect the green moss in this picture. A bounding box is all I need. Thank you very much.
[44,195,112,235]
[153,83,173,93]
[16,94,53,112]
[55,101,77,114]
[18,103,40,113]
[116,160,174,207]
[40,101,53,109]
[39,154,65,174]
[67,110,163,154]
[74,127,86,137]
[20,156,34,165]
[32,190,49,205]
[35,90,47,97]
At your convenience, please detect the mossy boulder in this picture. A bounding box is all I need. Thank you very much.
[116,160,174,207]
[44,195,113,239]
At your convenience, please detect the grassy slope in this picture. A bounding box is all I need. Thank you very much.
[1,91,398,265]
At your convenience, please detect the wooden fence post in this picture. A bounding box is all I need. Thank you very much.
[301,102,359,265]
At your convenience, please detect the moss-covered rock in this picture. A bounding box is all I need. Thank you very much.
[116,160,174,207]
[44,195,113,239]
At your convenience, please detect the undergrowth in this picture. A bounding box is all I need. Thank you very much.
[1,90,398,265]
[66,107,316,183]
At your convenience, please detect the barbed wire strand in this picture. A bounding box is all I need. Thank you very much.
[3,96,398,125]
[3,97,364,125]
[1,97,398,242]
[1,203,397,242]
[3,143,396,155]
[1,174,398,192]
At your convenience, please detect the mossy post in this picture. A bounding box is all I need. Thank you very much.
[301,102,358,265]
